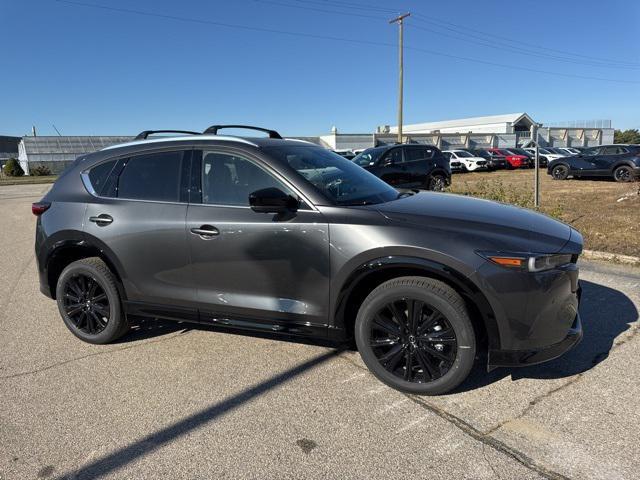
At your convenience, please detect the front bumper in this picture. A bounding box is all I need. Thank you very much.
[488,311,583,368]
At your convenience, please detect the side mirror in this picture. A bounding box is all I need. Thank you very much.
[249,187,298,214]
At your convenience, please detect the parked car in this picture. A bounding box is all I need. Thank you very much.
[468,149,508,170]
[334,149,355,160]
[352,144,451,191]
[557,147,582,156]
[34,125,584,395]
[548,144,640,182]
[443,152,463,172]
[524,147,565,164]
[505,148,547,168]
[443,150,488,172]
[487,148,531,169]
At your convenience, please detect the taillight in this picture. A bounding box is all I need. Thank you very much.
[32,202,51,216]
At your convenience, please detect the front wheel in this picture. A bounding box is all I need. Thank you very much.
[551,164,569,180]
[56,257,129,344]
[355,277,476,395]
[613,165,633,183]
[427,174,447,191]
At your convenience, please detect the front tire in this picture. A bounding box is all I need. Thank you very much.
[56,257,129,344]
[551,164,569,180]
[355,277,476,395]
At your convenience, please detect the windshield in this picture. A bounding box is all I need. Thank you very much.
[453,151,473,158]
[263,145,399,206]
[352,147,385,167]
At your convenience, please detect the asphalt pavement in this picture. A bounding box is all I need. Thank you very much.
[1,183,638,480]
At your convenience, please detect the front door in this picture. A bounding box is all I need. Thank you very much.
[186,149,330,336]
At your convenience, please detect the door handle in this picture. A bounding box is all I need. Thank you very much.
[89,214,113,226]
[190,225,219,239]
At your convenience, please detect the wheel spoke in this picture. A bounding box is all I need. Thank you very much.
[91,293,107,303]
[403,350,414,381]
[89,310,106,328]
[388,301,407,331]
[423,345,453,363]
[370,337,399,347]
[65,304,84,317]
[373,313,400,337]
[75,311,87,329]
[416,310,441,335]
[415,347,437,381]
[93,304,109,318]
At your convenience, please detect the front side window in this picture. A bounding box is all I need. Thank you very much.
[582,147,599,156]
[201,151,294,206]
[381,148,402,165]
[263,145,398,206]
[353,147,385,167]
[117,151,185,202]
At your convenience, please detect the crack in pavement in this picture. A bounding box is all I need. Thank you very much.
[0,329,191,380]
[335,351,568,480]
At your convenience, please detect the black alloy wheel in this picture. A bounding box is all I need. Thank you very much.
[552,164,569,180]
[62,273,110,335]
[614,165,633,183]
[56,257,129,344]
[369,299,456,383]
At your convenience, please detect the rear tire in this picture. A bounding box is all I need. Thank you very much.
[613,165,633,183]
[427,174,447,191]
[355,277,476,395]
[56,257,129,344]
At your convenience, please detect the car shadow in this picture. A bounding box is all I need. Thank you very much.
[454,279,638,393]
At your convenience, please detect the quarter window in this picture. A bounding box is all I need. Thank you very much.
[117,151,185,202]
[202,151,294,206]
[87,159,117,195]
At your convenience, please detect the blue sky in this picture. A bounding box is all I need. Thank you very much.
[1,0,638,136]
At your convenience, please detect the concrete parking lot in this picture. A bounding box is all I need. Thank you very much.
[1,183,638,480]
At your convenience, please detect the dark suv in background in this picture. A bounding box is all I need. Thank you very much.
[34,125,583,395]
[548,144,640,182]
[352,144,451,191]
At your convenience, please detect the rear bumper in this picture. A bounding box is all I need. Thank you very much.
[487,311,583,369]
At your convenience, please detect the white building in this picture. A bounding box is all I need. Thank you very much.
[389,112,537,135]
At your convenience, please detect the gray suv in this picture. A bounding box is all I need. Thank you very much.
[34,125,583,395]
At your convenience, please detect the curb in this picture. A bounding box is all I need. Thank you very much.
[582,249,640,266]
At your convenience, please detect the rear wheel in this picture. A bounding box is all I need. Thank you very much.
[613,165,633,183]
[427,174,447,191]
[56,257,129,344]
[551,164,569,180]
[355,277,476,395]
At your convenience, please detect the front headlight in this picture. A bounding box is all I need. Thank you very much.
[477,251,573,272]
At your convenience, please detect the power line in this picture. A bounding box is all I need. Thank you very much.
[52,0,640,84]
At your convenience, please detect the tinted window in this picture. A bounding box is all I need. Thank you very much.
[263,145,398,206]
[582,148,599,156]
[381,148,402,165]
[202,152,293,206]
[88,159,117,195]
[404,147,435,162]
[353,147,386,167]
[117,151,184,202]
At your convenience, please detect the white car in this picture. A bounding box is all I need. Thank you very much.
[443,150,488,172]
[523,147,565,162]
[557,147,581,156]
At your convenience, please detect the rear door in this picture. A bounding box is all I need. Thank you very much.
[596,146,627,173]
[186,147,330,336]
[83,148,196,320]
[403,146,433,187]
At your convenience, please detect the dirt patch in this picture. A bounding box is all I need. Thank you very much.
[448,169,640,257]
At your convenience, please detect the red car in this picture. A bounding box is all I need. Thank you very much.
[487,148,530,169]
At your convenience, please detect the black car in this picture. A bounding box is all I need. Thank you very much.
[352,144,451,191]
[548,144,640,182]
[468,149,508,170]
[34,125,583,395]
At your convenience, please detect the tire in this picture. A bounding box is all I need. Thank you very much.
[613,165,633,183]
[55,257,129,344]
[427,174,446,191]
[355,276,476,395]
[551,164,569,180]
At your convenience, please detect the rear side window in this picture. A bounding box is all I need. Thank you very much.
[117,151,185,202]
[88,159,117,195]
[404,147,434,162]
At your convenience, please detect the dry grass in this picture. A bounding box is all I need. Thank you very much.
[448,169,640,257]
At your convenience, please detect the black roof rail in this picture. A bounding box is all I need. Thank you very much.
[203,125,282,139]
[134,130,200,140]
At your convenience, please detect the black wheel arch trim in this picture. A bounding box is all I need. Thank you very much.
[330,254,500,350]
[39,230,129,301]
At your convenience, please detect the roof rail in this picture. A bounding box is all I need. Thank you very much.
[203,125,282,139]
[134,130,200,140]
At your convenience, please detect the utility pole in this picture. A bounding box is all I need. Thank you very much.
[531,123,540,207]
[390,13,410,144]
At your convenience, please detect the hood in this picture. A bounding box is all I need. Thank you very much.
[371,192,572,253]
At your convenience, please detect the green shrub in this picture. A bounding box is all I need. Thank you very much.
[3,158,24,177]
[31,165,52,176]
